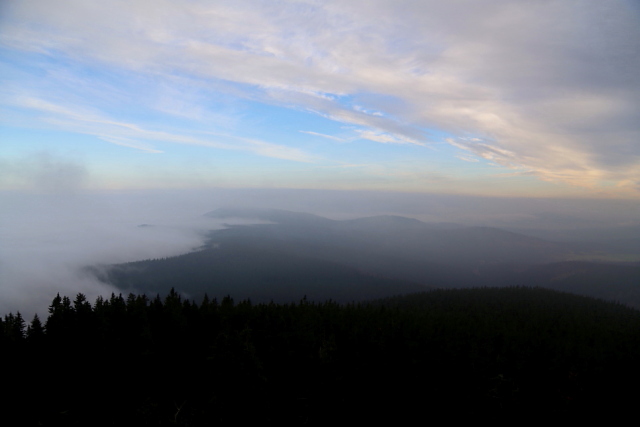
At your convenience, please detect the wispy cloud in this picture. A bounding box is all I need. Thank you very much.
[8,94,314,162]
[97,136,163,154]
[354,105,384,117]
[357,129,425,146]
[299,131,346,142]
[456,155,479,163]
[1,0,639,194]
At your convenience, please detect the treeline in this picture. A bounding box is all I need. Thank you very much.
[2,287,640,424]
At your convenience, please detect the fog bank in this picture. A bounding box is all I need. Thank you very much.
[1,188,639,317]
[0,191,223,317]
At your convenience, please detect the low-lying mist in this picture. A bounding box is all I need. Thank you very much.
[2,188,639,317]
[0,191,223,317]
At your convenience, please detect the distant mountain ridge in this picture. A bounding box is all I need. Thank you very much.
[205,207,570,265]
[92,207,640,307]
[205,207,336,227]
[205,207,459,229]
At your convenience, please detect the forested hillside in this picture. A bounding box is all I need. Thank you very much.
[3,287,640,425]
[95,208,640,307]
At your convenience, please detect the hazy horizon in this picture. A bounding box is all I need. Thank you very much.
[2,187,639,317]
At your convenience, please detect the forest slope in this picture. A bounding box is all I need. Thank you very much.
[3,287,639,424]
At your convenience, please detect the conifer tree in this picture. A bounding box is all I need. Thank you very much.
[74,293,92,314]
[48,293,62,315]
[26,314,44,341]
[7,312,26,341]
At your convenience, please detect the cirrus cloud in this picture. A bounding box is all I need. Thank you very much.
[1,0,638,195]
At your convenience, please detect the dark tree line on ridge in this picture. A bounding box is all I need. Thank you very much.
[2,287,640,425]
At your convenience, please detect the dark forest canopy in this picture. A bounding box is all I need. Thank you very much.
[2,287,640,425]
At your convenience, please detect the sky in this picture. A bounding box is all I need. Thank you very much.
[1,1,640,316]
[1,0,639,197]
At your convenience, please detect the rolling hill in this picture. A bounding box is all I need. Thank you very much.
[92,207,640,306]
